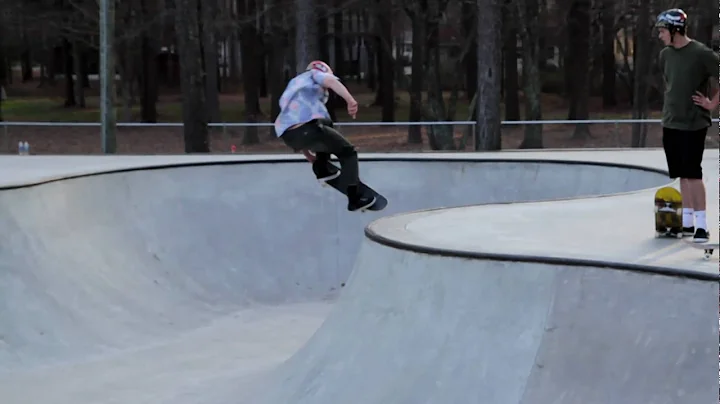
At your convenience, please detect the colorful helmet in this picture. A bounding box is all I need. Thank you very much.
[655,9,688,34]
[306,60,333,74]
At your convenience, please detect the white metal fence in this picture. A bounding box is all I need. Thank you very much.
[1,118,719,127]
[0,119,717,154]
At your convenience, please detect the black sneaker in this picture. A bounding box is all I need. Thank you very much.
[682,226,695,237]
[693,228,709,243]
[346,185,376,212]
[312,160,340,183]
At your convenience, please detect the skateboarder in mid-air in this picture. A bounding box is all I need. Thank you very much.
[655,8,718,242]
[274,60,376,212]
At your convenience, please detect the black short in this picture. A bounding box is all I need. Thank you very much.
[662,127,707,179]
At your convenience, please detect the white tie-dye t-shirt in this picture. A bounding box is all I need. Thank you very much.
[274,70,336,137]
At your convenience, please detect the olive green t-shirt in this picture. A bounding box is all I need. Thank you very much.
[659,39,719,131]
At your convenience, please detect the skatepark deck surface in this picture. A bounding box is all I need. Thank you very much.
[0,149,717,403]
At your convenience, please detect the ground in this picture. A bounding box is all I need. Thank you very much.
[0,79,717,154]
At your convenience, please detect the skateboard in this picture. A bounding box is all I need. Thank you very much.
[683,239,718,260]
[312,159,387,212]
[654,186,683,238]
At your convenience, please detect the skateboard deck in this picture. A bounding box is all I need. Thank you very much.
[654,186,683,238]
[312,160,387,212]
[683,239,718,260]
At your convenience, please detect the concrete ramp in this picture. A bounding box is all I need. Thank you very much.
[254,237,718,404]
[0,155,688,403]
[0,159,668,370]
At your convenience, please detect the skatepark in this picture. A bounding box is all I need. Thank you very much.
[0,148,717,403]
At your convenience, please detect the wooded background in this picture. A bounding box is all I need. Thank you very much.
[0,0,717,153]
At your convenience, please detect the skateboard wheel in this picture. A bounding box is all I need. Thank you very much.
[675,233,683,239]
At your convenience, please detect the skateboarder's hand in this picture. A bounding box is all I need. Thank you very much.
[346,98,358,119]
[302,150,316,162]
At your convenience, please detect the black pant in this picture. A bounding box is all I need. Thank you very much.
[662,127,707,179]
[281,119,359,185]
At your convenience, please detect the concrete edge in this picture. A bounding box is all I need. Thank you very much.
[363,226,720,282]
[360,151,719,281]
[5,151,710,281]
[0,153,670,191]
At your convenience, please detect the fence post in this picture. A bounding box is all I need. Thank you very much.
[613,122,619,147]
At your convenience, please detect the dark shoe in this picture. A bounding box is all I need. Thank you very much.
[347,185,376,212]
[312,160,340,183]
[693,228,709,243]
[682,226,695,237]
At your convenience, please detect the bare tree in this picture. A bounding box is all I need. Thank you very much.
[566,0,591,139]
[475,0,502,150]
[601,0,617,107]
[201,0,221,122]
[174,0,210,152]
[404,0,425,144]
[238,0,262,144]
[516,0,543,148]
[295,0,318,72]
[631,0,652,147]
[462,0,477,102]
[265,0,286,122]
[423,0,456,150]
[139,0,159,122]
[502,0,520,120]
[373,0,395,122]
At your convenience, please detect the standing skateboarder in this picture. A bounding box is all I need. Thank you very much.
[274,60,376,212]
[655,8,718,242]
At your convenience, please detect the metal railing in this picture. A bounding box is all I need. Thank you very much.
[0,118,717,154]
[1,118,719,127]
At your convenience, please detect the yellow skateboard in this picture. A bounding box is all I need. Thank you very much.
[654,186,683,238]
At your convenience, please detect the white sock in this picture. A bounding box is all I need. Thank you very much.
[693,211,706,230]
[682,208,694,227]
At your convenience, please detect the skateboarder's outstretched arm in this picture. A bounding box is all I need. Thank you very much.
[320,76,359,119]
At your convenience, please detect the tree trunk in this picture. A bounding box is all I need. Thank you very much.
[295,0,318,72]
[376,0,394,121]
[238,0,261,144]
[21,46,33,82]
[63,39,76,107]
[202,0,221,122]
[475,0,502,151]
[327,0,345,121]
[462,0,477,101]
[631,0,651,147]
[567,0,591,139]
[257,25,268,98]
[175,0,210,152]
[266,0,285,122]
[140,33,158,123]
[692,0,714,47]
[0,46,5,121]
[406,11,424,144]
[601,0,616,107]
[364,12,376,91]
[502,0,520,120]
[318,7,329,61]
[229,34,240,84]
[72,41,86,107]
[424,0,455,150]
[139,0,159,123]
[516,0,543,148]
